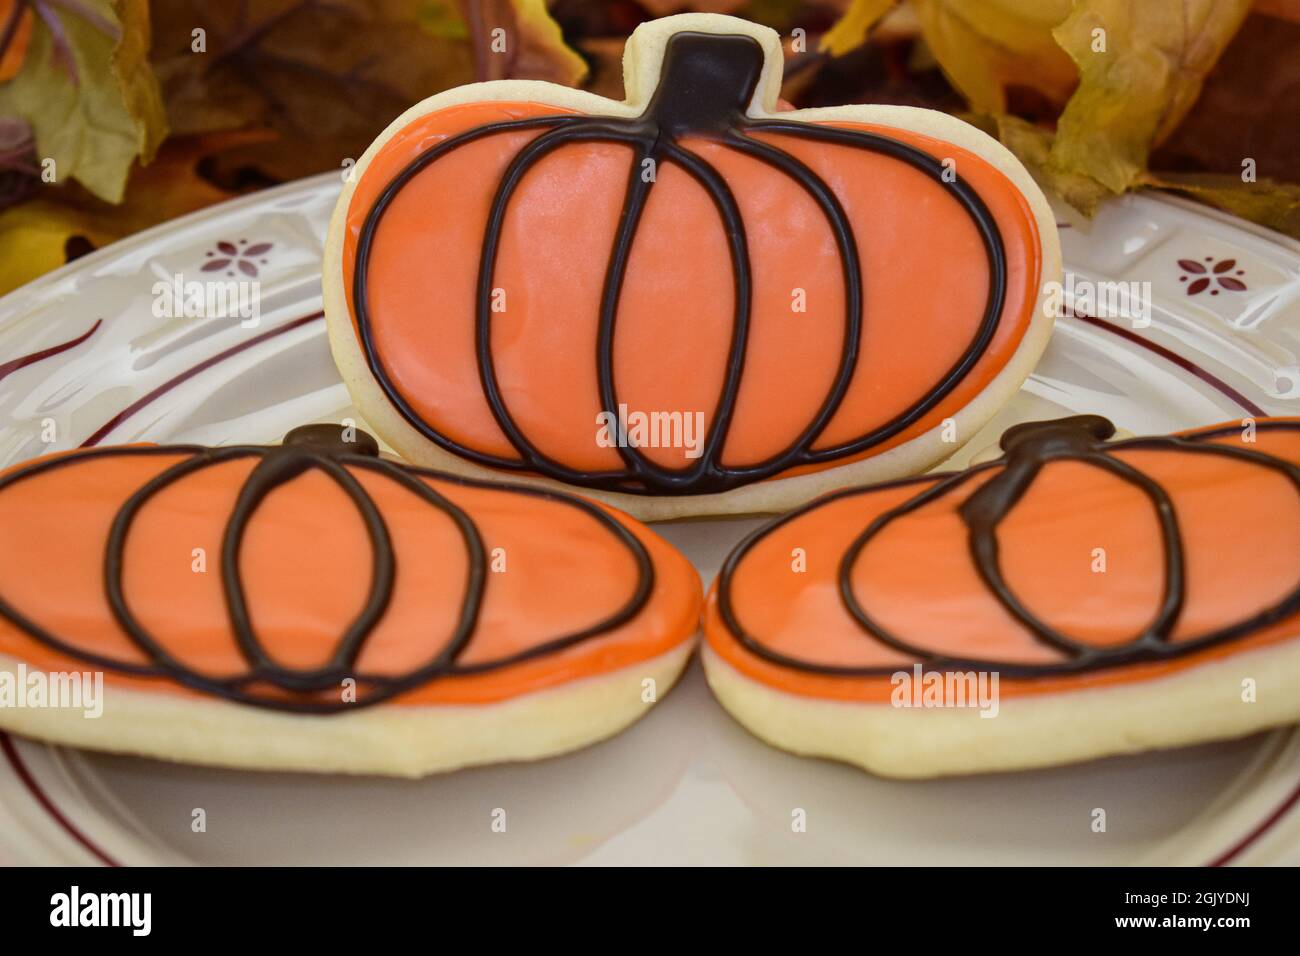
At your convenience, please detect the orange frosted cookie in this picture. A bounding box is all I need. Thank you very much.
[323,13,1059,519]
[0,425,702,777]
[703,416,1300,777]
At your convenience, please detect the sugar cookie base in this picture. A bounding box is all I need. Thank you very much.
[0,641,694,778]
[700,641,1300,778]
[322,13,1062,520]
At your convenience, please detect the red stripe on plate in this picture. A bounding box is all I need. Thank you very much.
[1072,313,1267,418]
[80,311,325,448]
[0,732,120,866]
[1207,778,1300,867]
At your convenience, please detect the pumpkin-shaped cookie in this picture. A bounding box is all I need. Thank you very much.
[0,425,701,777]
[703,416,1300,777]
[324,13,1059,519]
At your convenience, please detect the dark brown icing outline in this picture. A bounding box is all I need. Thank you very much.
[716,416,1300,677]
[351,31,1010,495]
[0,425,655,713]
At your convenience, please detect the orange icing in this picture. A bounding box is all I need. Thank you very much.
[704,420,1300,701]
[0,447,702,706]
[342,103,1042,479]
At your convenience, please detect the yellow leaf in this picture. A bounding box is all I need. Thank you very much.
[415,0,470,39]
[0,200,113,294]
[0,130,272,296]
[820,0,900,57]
[1141,170,1300,240]
[992,113,1110,214]
[111,0,168,166]
[1048,0,1251,195]
[911,0,1077,113]
[509,0,587,86]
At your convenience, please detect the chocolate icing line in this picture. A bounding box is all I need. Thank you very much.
[0,319,101,386]
[597,140,663,483]
[0,424,655,712]
[742,121,1007,465]
[626,139,752,488]
[351,31,1010,495]
[474,124,655,487]
[228,452,397,682]
[715,416,1300,678]
[712,131,861,476]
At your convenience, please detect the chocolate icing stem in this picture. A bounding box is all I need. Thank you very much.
[956,419,1186,656]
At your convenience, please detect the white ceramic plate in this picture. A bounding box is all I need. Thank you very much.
[1,172,1298,866]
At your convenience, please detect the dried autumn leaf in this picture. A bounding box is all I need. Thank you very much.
[111,0,167,165]
[151,0,478,184]
[1149,10,1300,198]
[1252,0,1300,23]
[416,0,470,39]
[992,113,1110,215]
[0,198,108,295]
[909,0,1077,113]
[0,115,37,207]
[0,128,272,295]
[574,35,626,100]
[1048,0,1252,195]
[0,0,167,203]
[639,0,748,16]
[458,0,587,85]
[1141,170,1300,239]
[819,0,900,56]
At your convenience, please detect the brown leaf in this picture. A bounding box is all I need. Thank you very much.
[1149,12,1300,193]
[639,0,749,15]
[151,0,477,184]
[1253,0,1300,22]
[573,35,627,101]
